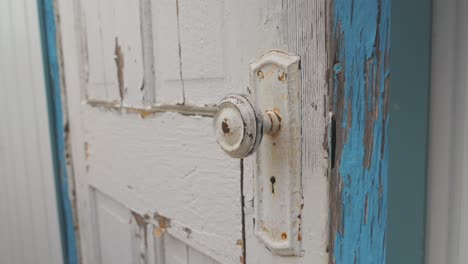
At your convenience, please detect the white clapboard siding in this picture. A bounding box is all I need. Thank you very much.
[427,0,468,263]
[0,0,64,263]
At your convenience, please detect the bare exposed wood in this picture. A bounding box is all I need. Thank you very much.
[86,99,217,117]
[327,0,390,263]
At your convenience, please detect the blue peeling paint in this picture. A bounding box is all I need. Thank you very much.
[332,0,390,263]
[37,0,79,263]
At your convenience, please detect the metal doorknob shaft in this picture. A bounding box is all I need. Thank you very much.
[213,94,281,158]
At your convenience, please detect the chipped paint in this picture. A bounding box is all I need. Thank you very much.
[131,211,148,248]
[84,142,90,160]
[153,214,171,238]
[114,38,125,103]
[139,0,156,105]
[328,0,390,263]
[277,71,286,82]
[86,99,217,117]
[236,239,244,247]
[155,214,171,229]
[153,228,164,238]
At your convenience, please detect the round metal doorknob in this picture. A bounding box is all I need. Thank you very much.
[213,94,281,158]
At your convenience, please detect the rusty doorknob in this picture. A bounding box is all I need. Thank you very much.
[213,94,281,158]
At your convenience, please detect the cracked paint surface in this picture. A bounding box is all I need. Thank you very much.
[329,0,390,263]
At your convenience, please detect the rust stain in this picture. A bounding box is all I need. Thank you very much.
[277,71,287,82]
[271,109,282,133]
[154,214,171,238]
[297,200,304,245]
[86,99,217,117]
[272,108,281,118]
[131,211,148,248]
[132,212,146,228]
[257,70,264,80]
[153,228,164,238]
[84,142,90,160]
[139,110,153,119]
[126,108,156,119]
[156,214,171,229]
[114,38,125,103]
[236,239,244,247]
[281,232,288,240]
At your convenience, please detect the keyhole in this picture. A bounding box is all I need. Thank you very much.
[270,176,276,194]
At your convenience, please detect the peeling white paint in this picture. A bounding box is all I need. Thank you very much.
[57,0,330,263]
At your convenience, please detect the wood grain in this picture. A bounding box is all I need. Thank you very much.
[58,0,331,263]
[243,0,330,263]
[328,0,390,263]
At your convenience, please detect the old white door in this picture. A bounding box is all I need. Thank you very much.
[56,0,329,263]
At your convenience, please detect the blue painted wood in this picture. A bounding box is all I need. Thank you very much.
[37,0,79,263]
[329,0,390,263]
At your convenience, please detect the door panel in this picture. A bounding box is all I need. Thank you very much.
[152,0,228,105]
[165,235,219,264]
[83,109,240,263]
[92,189,140,264]
[82,0,144,105]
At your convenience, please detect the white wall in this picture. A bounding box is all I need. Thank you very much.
[0,0,64,263]
[426,0,468,263]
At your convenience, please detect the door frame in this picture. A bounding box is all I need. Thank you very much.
[388,0,432,263]
[37,0,79,263]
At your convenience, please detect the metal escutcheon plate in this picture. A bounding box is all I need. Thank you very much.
[249,51,302,255]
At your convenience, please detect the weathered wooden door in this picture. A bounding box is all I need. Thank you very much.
[55,0,389,263]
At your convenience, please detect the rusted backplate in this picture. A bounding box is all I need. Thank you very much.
[249,51,302,255]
